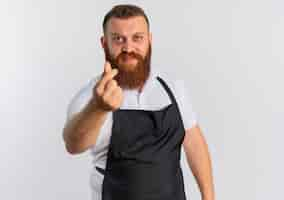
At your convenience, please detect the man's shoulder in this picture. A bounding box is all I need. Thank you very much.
[153,68,186,90]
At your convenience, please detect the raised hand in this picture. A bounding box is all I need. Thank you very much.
[93,61,123,111]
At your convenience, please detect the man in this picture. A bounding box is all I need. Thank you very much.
[63,4,215,200]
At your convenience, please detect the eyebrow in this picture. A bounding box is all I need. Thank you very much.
[110,32,146,36]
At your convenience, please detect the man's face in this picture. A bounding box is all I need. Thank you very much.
[101,16,152,91]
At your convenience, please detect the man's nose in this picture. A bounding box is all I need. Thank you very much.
[121,41,134,53]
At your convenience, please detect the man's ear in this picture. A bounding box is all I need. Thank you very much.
[149,32,152,45]
[100,36,106,48]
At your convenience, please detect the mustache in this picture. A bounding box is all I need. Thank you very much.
[117,51,143,61]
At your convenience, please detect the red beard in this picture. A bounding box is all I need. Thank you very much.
[103,44,152,91]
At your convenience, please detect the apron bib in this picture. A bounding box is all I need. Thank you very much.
[95,76,187,200]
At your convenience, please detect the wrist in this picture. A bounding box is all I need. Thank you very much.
[85,98,108,114]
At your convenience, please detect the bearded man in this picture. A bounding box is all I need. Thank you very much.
[63,4,215,200]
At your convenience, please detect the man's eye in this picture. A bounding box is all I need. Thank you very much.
[134,35,143,41]
[113,36,124,42]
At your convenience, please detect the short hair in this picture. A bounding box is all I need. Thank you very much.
[103,4,150,33]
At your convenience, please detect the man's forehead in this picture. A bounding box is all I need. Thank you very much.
[106,16,148,34]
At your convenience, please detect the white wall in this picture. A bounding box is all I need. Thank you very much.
[1,0,283,199]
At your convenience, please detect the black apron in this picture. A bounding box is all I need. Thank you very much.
[95,76,187,200]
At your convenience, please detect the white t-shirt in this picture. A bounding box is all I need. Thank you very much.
[65,67,198,200]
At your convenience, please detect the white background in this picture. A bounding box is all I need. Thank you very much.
[1,0,283,200]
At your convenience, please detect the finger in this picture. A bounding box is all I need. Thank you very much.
[97,69,118,93]
[102,68,118,85]
[99,61,111,80]
[103,61,112,75]
[105,79,118,91]
[103,83,118,99]
[111,88,123,106]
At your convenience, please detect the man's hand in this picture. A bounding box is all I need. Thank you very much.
[93,61,124,111]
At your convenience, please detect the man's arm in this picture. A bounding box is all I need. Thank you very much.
[63,61,121,155]
[182,124,215,200]
[63,99,108,155]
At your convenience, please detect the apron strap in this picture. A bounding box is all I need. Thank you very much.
[156,76,186,132]
[95,166,105,175]
[156,76,178,106]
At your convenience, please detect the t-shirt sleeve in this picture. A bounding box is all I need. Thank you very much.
[65,76,100,122]
[173,79,198,132]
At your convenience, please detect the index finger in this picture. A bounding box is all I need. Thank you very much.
[103,61,112,75]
